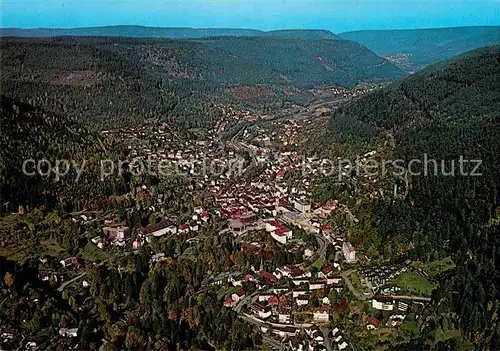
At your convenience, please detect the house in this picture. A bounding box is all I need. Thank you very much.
[178,223,190,234]
[251,302,272,319]
[259,270,278,284]
[388,314,406,327]
[306,325,324,344]
[318,265,333,279]
[267,221,292,244]
[137,219,176,237]
[293,290,308,298]
[223,298,234,308]
[366,317,381,330]
[60,257,78,267]
[294,199,311,213]
[278,306,293,324]
[228,275,243,287]
[313,307,330,322]
[59,327,78,337]
[289,337,305,351]
[296,296,309,306]
[322,297,331,305]
[304,247,314,259]
[309,281,325,290]
[321,200,338,216]
[342,242,356,263]
[292,278,309,286]
[103,226,130,246]
[258,293,274,302]
[321,225,333,235]
[133,238,144,249]
[326,277,344,285]
[372,297,395,311]
[338,341,348,350]
[268,295,279,306]
[231,289,245,303]
[272,326,298,338]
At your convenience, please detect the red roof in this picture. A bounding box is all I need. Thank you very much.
[259,270,278,282]
[278,199,288,207]
[202,210,209,216]
[321,225,333,233]
[235,289,245,297]
[367,317,380,328]
[224,298,233,306]
[268,295,279,305]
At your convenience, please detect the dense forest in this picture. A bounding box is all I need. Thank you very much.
[340,26,500,71]
[319,46,500,347]
[0,95,127,213]
[0,39,223,129]
[0,26,340,40]
[0,35,403,130]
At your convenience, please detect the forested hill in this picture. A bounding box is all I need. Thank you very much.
[339,26,500,71]
[105,35,402,88]
[263,29,340,40]
[0,95,118,213]
[0,36,403,129]
[326,46,500,348]
[0,38,222,130]
[0,26,340,40]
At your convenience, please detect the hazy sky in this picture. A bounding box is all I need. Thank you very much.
[1,0,499,32]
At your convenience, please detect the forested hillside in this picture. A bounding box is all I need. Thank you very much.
[0,96,122,213]
[0,39,222,129]
[104,35,403,88]
[1,36,403,129]
[324,46,500,348]
[339,26,500,71]
[0,26,340,40]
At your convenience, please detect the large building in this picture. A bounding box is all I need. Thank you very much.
[342,242,356,263]
[103,226,130,246]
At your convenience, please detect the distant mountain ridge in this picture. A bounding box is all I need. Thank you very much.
[0,25,340,40]
[339,26,500,71]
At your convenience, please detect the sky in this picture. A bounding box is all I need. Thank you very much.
[1,0,499,33]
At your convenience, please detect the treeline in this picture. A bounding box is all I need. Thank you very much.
[322,46,500,347]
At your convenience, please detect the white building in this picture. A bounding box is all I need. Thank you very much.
[342,242,356,263]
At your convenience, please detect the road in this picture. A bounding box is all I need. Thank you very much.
[57,272,86,292]
[341,270,373,301]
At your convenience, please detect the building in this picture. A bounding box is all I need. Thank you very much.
[342,242,356,263]
[60,257,78,267]
[267,221,293,244]
[103,226,130,246]
[313,307,330,323]
[309,281,325,290]
[372,297,395,311]
[231,289,246,302]
[272,326,298,338]
[59,328,78,338]
[137,219,177,237]
[366,317,381,330]
[251,302,272,319]
[294,199,311,213]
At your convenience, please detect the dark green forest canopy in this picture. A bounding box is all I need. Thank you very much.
[324,45,500,346]
[339,26,500,71]
[0,36,403,130]
[0,26,341,40]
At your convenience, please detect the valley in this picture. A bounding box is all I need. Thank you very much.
[0,26,499,351]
